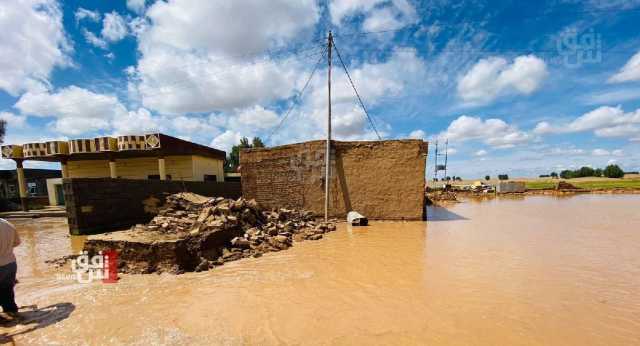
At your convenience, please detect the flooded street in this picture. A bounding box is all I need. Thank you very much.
[2,194,640,345]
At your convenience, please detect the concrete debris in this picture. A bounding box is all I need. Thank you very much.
[84,193,337,274]
[347,211,368,226]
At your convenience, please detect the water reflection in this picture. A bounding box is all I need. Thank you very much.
[4,194,640,345]
[426,205,468,221]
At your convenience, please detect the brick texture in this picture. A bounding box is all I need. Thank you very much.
[64,178,242,235]
[240,140,428,220]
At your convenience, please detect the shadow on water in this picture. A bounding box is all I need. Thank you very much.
[426,206,468,222]
[0,302,75,344]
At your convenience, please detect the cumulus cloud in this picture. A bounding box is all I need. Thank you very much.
[75,8,100,23]
[409,129,426,139]
[82,29,108,49]
[14,86,126,135]
[609,51,640,83]
[126,0,147,14]
[111,108,159,135]
[0,112,27,129]
[438,115,532,149]
[210,130,244,154]
[534,106,640,139]
[474,149,488,156]
[0,0,71,96]
[101,11,128,42]
[330,0,417,30]
[130,0,320,114]
[457,55,548,106]
[268,48,426,145]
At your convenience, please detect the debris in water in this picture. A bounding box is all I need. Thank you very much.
[347,211,368,226]
[84,193,337,274]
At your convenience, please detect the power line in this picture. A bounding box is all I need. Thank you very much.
[265,45,327,144]
[332,39,382,140]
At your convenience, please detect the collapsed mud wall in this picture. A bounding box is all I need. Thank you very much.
[240,140,428,220]
[64,178,241,235]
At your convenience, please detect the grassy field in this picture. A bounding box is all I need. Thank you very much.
[432,175,640,190]
[525,178,640,190]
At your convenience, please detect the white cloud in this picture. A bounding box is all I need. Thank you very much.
[609,51,640,83]
[474,149,488,156]
[0,112,27,129]
[592,148,610,156]
[82,29,108,49]
[210,130,243,154]
[14,86,126,136]
[534,106,640,139]
[457,55,548,106]
[130,0,320,114]
[101,11,128,42]
[612,149,624,157]
[0,0,71,96]
[330,0,417,30]
[127,0,147,14]
[75,8,100,23]
[269,48,425,145]
[143,0,318,57]
[111,108,159,135]
[583,88,640,105]
[408,129,425,139]
[438,115,532,149]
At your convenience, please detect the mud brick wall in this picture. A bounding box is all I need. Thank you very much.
[64,178,242,235]
[240,140,428,220]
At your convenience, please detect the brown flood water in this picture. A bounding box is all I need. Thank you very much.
[2,194,640,345]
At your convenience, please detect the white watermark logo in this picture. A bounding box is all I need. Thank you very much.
[56,250,119,283]
[557,29,602,68]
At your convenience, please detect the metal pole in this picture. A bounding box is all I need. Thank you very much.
[324,31,333,222]
[433,140,438,181]
[444,139,448,180]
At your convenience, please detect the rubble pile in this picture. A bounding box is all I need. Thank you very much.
[92,192,337,274]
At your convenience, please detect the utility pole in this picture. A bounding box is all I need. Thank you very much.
[444,139,448,180]
[433,140,439,181]
[324,31,333,222]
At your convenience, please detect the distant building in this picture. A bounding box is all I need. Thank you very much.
[1,133,226,210]
[0,169,61,199]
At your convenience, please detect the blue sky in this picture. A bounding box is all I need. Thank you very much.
[1,0,640,178]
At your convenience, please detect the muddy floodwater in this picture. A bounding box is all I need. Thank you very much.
[2,194,640,345]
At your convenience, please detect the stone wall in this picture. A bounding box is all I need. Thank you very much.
[240,140,428,220]
[64,178,242,235]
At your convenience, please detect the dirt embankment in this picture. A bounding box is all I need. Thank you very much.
[84,193,336,274]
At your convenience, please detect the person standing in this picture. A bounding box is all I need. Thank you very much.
[0,218,20,314]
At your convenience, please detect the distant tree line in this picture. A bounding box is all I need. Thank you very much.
[543,164,625,179]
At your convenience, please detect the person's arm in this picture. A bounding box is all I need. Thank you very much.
[8,221,20,247]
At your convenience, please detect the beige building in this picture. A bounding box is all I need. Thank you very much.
[1,133,226,210]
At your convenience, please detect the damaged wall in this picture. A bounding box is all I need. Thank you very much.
[64,178,241,235]
[240,140,428,220]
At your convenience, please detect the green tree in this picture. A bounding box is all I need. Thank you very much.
[252,137,265,148]
[498,174,509,180]
[225,136,265,172]
[577,166,595,177]
[484,175,490,181]
[594,168,603,177]
[550,172,558,178]
[603,164,624,178]
[560,170,574,179]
